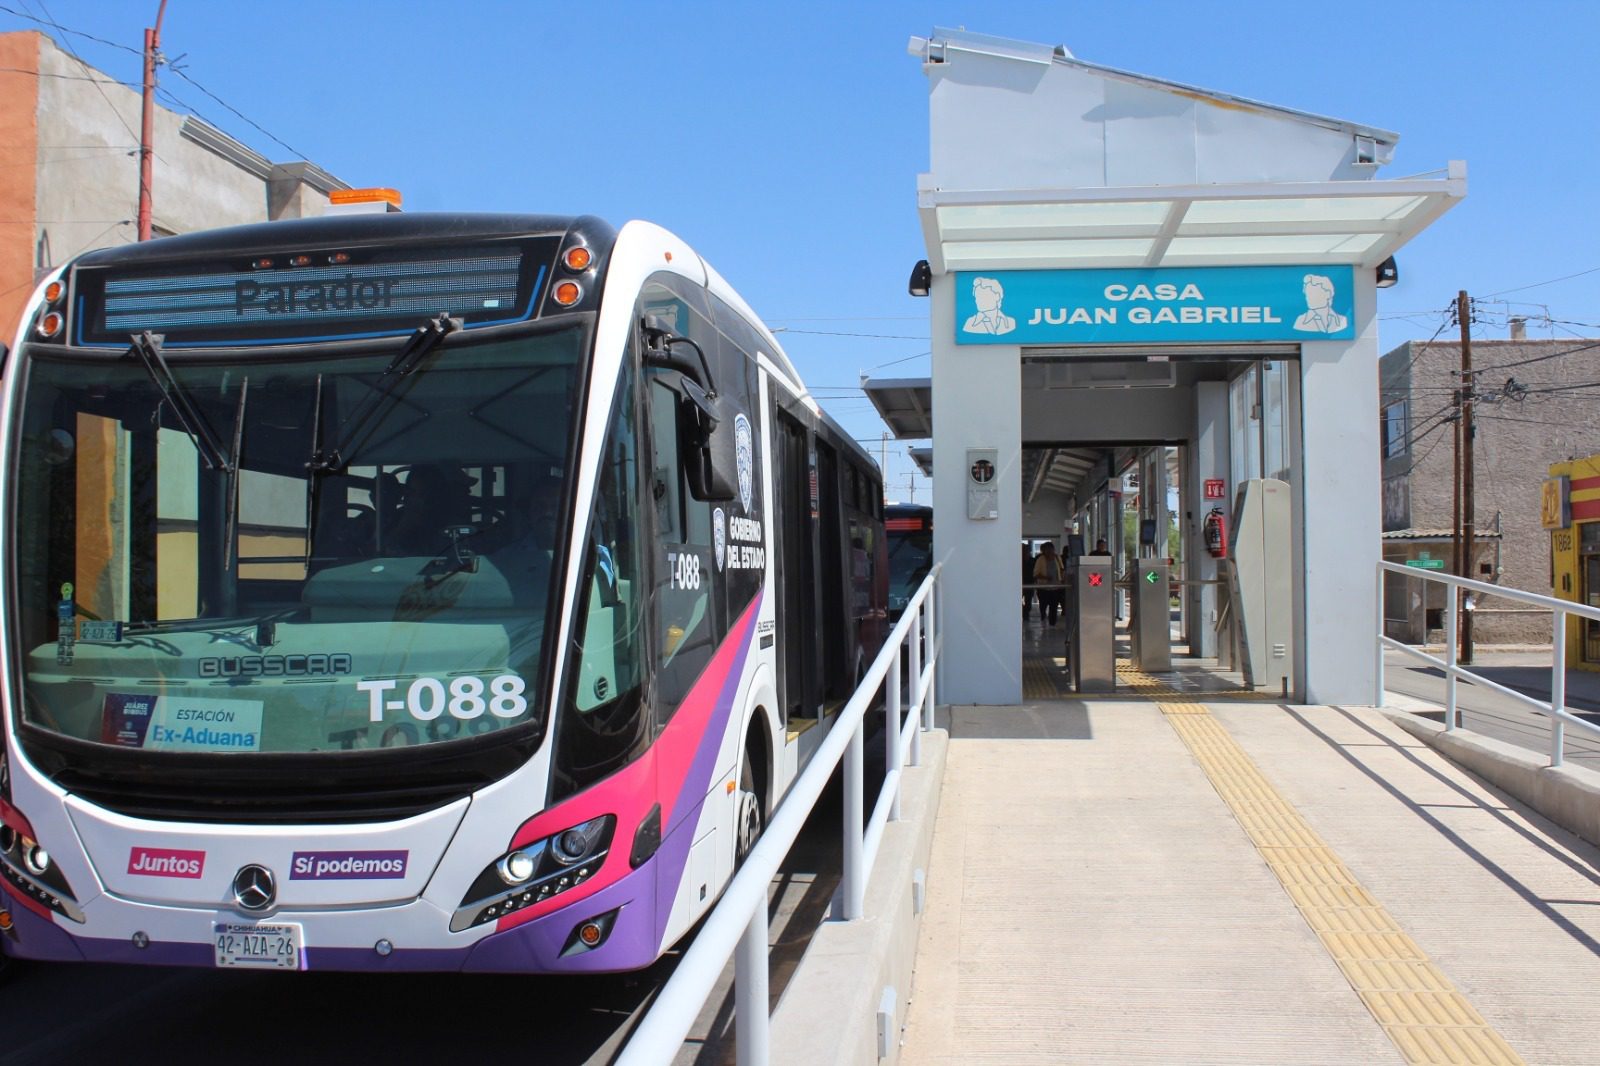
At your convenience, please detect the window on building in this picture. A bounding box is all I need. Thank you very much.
[1383,399,1409,459]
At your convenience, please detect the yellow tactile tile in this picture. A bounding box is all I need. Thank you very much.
[1156,697,1526,1065]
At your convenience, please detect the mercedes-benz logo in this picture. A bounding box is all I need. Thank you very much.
[232,864,276,912]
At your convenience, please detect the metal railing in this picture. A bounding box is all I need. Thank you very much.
[1375,560,1600,767]
[616,565,943,1066]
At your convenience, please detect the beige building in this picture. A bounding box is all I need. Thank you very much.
[1,30,351,338]
[1379,330,1600,644]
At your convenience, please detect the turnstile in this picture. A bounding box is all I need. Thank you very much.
[1131,560,1171,673]
[1069,557,1115,693]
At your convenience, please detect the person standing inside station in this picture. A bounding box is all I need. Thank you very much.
[1033,541,1065,626]
[1022,543,1036,622]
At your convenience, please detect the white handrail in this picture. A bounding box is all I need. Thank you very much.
[1376,560,1600,766]
[617,564,943,1066]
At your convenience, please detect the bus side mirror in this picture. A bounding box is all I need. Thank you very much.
[679,382,736,501]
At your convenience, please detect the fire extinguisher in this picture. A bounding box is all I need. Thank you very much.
[1203,507,1227,558]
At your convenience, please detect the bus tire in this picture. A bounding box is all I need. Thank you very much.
[735,745,765,868]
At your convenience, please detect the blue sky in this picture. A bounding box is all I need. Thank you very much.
[8,2,1600,501]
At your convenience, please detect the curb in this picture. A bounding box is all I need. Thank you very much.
[770,728,948,1066]
[1381,703,1600,849]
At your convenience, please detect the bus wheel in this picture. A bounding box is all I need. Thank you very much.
[735,748,765,867]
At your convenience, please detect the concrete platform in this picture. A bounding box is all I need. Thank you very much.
[900,697,1600,1065]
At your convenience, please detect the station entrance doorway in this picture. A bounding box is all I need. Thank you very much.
[1018,350,1302,700]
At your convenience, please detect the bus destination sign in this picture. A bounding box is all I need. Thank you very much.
[76,241,555,347]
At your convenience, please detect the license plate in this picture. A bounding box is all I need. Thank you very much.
[214,922,302,970]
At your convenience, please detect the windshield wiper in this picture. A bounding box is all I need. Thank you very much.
[127,332,232,472]
[308,313,461,473]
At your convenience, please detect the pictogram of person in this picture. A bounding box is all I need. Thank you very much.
[1293,274,1348,333]
[962,276,1016,335]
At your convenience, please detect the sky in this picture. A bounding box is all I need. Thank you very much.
[6,1,1600,503]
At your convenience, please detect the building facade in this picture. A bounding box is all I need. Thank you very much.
[1,30,351,339]
[1379,335,1600,644]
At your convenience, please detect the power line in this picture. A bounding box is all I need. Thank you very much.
[19,0,142,148]
[165,63,308,160]
[0,2,139,54]
[1483,264,1600,299]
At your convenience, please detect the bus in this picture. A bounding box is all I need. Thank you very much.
[885,503,932,623]
[0,212,887,975]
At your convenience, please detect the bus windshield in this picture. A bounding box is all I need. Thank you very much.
[11,324,583,756]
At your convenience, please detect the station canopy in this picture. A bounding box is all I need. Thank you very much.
[918,165,1466,274]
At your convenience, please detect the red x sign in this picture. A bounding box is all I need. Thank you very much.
[1088,572,1103,586]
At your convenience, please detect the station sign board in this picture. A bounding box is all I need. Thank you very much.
[954,265,1356,345]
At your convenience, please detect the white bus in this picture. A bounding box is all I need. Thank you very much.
[0,212,887,975]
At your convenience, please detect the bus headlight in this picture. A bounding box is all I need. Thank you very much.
[0,830,84,924]
[551,817,609,865]
[496,845,541,886]
[452,815,616,933]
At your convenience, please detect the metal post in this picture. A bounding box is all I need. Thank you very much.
[887,639,903,823]
[1444,582,1459,732]
[841,720,865,920]
[925,584,938,731]
[1374,564,1386,708]
[1552,606,1567,768]
[909,600,923,769]
[734,905,769,1065]
[1460,292,1476,665]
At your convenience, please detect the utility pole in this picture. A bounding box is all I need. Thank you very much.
[1457,290,1476,664]
[906,473,916,503]
[137,0,170,242]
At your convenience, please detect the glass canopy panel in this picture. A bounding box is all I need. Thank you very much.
[1181,195,1426,226]
[1163,233,1385,258]
[945,238,1155,264]
[938,200,1171,235]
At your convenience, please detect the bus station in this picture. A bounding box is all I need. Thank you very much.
[869,28,1465,708]
[2,19,1600,1066]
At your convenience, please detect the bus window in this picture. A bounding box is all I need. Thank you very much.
[648,377,717,721]
[555,362,647,797]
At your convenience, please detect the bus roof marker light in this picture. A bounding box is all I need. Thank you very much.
[553,281,582,307]
[36,312,63,339]
[43,281,64,304]
[330,187,403,208]
[563,246,593,272]
[328,251,351,265]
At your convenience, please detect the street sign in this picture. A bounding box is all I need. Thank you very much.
[1404,558,1446,570]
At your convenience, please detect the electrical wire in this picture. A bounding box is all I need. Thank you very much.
[1483,264,1600,299]
[25,0,142,147]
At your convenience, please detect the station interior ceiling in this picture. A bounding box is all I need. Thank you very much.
[868,354,1256,517]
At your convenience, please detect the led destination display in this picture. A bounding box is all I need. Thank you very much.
[75,240,557,346]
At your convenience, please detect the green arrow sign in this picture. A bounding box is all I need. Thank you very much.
[1144,570,1159,584]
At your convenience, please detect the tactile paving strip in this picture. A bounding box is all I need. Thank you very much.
[1113,663,1526,1066]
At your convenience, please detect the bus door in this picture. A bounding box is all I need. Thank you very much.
[774,409,819,722]
[814,440,849,707]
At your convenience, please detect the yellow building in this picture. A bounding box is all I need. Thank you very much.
[1545,453,1600,671]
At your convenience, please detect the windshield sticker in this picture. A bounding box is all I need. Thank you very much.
[79,620,124,643]
[56,582,75,665]
[101,693,158,747]
[128,846,205,879]
[290,850,408,881]
[357,673,528,725]
[199,653,353,679]
[146,696,264,752]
